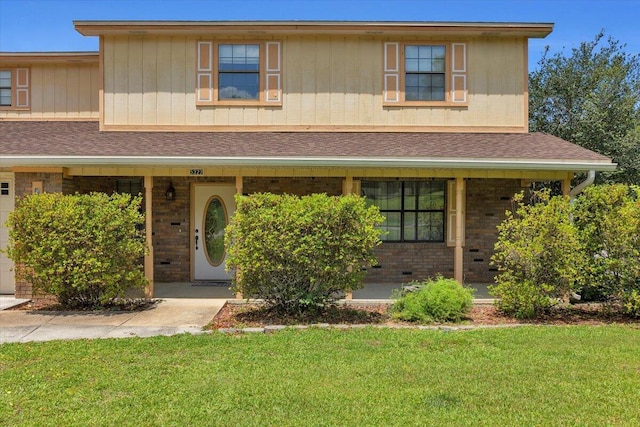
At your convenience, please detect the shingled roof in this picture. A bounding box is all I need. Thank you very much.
[0,121,615,171]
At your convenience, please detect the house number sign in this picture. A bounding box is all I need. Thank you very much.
[189,168,204,176]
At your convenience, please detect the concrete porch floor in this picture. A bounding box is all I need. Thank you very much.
[152,282,492,300]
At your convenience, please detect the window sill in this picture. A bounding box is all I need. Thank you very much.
[0,106,31,111]
[382,101,468,108]
[196,100,283,108]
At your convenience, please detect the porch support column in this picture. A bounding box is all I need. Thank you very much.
[454,177,464,284]
[235,175,243,300]
[343,176,354,300]
[144,176,154,298]
[561,177,572,196]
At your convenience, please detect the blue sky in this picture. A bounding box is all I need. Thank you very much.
[0,0,638,70]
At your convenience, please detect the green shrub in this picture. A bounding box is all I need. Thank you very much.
[5,192,147,307]
[225,193,384,314]
[573,184,640,308]
[489,190,585,318]
[391,277,473,323]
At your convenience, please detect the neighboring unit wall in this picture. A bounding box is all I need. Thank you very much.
[0,63,99,120]
[102,35,526,130]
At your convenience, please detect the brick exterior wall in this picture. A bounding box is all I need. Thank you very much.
[464,178,522,283]
[365,242,454,283]
[11,172,521,297]
[243,177,343,196]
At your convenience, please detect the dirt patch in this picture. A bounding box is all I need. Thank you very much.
[208,302,640,330]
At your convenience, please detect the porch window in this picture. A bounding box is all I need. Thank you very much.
[116,178,143,195]
[361,180,446,242]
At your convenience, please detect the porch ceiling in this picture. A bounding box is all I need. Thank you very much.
[0,121,615,172]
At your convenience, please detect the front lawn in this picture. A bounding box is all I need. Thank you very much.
[2,326,639,426]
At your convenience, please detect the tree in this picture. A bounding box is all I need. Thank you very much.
[529,31,640,184]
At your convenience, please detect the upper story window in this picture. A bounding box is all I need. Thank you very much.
[218,44,260,100]
[196,41,282,106]
[404,45,446,101]
[384,42,467,106]
[0,71,12,106]
[0,68,30,110]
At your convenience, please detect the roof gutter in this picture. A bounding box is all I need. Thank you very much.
[569,170,596,202]
[0,156,618,171]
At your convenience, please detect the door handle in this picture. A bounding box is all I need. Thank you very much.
[195,229,199,250]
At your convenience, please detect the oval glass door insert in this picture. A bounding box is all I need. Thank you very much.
[203,196,228,266]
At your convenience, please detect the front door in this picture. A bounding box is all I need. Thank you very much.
[193,184,236,281]
[0,173,15,294]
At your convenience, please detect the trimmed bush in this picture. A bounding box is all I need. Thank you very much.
[225,193,384,314]
[573,184,640,314]
[5,192,147,307]
[391,277,473,323]
[489,190,585,318]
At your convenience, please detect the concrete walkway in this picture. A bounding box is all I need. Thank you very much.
[0,298,225,344]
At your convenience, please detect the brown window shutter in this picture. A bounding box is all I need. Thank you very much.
[265,41,281,103]
[197,41,213,103]
[451,43,467,103]
[15,68,29,108]
[384,42,400,103]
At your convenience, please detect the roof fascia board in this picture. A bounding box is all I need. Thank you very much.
[74,20,553,38]
[0,155,616,171]
[0,52,99,64]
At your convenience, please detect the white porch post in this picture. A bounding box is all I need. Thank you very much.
[454,177,464,284]
[144,176,154,298]
[235,175,243,300]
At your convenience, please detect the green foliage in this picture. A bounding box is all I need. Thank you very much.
[5,192,147,307]
[225,193,384,314]
[391,276,473,323]
[573,184,640,313]
[529,31,640,184]
[490,191,585,318]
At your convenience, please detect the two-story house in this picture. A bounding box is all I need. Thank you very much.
[0,21,615,298]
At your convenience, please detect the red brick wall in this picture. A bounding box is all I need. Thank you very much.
[366,242,454,283]
[464,178,521,283]
[244,177,343,196]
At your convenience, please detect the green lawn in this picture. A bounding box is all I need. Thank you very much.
[2,326,639,426]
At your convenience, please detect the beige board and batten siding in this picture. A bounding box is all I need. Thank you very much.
[0,63,99,120]
[101,35,526,129]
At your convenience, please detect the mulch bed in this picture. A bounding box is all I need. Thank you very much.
[11,298,157,312]
[209,302,640,330]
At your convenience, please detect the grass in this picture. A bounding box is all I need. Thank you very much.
[2,326,640,426]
